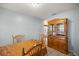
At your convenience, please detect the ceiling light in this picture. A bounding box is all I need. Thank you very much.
[27,3,42,9]
[31,3,40,8]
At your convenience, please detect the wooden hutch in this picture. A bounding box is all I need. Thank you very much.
[48,18,68,54]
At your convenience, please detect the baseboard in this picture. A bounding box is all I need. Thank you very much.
[69,50,79,56]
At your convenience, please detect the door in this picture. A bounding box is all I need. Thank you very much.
[48,18,68,54]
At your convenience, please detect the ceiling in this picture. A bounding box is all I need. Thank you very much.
[0,3,79,19]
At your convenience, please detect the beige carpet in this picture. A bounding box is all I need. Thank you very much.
[46,47,66,56]
[46,47,74,56]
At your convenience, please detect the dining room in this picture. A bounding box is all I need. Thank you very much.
[0,3,79,56]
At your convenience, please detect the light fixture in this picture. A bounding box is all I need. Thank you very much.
[27,3,42,9]
[31,3,40,8]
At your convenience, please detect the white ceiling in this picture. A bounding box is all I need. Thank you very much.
[0,3,79,19]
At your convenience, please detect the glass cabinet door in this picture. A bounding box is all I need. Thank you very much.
[48,25,54,31]
[48,25,55,35]
[57,23,64,34]
[49,25,52,31]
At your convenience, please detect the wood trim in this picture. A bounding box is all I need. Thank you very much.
[23,43,42,56]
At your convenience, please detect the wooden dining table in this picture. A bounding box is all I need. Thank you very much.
[0,40,42,56]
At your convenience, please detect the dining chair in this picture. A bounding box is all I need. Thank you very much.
[23,43,42,56]
[39,33,46,44]
[12,34,25,44]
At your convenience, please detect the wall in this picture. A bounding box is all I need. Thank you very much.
[0,8,43,46]
[47,8,79,54]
